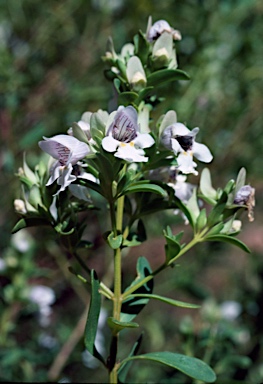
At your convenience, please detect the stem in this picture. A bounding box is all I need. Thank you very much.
[122,231,207,300]
[108,190,125,383]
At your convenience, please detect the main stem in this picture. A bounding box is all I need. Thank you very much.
[109,193,125,383]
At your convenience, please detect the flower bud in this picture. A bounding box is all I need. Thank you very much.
[14,199,27,214]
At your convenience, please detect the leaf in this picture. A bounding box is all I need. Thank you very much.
[127,294,200,309]
[164,229,181,262]
[121,257,153,322]
[122,182,167,197]
[11,218,50,234]
[72,122,89,144]
[196,208,207,232]
[205,234,251,253]
[119,352,216,383]
[186,188,200,225]
[207,192,228,227]
[84,270,105,365]
[199,168,217,201]
[118,91,139,106]
[147,68,190,87]
[118,334,143,383]
[107,317,139,335]
[234,167,246,196]
[107,232,123,249]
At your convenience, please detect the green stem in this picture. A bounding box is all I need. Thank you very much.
[108,190,125,383]
[122,231,206,300]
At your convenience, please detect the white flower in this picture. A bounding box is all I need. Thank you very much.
[161,123,213,175]
[29,285,56,327]
[146,18,182,42]
[39,135,90,195]
[102,106,154,162]
[169,174,194,203]
[220,301,242,321]
[234,184,255,222]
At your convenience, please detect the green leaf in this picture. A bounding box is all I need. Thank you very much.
[133,30,149,65]
[164,227,181,262]
[199,168,217,202]
[147,68,190,87]
[122,182,167,197]
[107,317,139,335]
[127,294,200,309]
[118,91,139,106]
[11,218,49,234]
[84,270,105,365]
[196,208,207,232]
[234,167,246,196]
[23,153,38,185]
[205,234,251,253]
[186,188,200,225]
[207,192,228,227]
[119,352,216,383]
[118,334,143,383]
[107,232,123,249]
[121,257,153,322]
[72,122,89,144]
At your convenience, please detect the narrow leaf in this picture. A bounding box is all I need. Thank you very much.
[205,234,251,253]
[119,352,216,383]
[122,183,167,197]
[118,334,143,383]
[84,270,105,365]
[121,257,153,322]
[127,294,200,309]
[12,218,49,234]
[147,69,190,86]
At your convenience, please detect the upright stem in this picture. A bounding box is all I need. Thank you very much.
[108,192,125,383]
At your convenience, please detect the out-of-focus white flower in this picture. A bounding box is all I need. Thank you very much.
[161,123,213,175]
[220,300,242,321]
[38,332,58,349]
[146,18,182,42]
[102,106,154,162]
[29,285,56,327]
[39,135,90,195]
[11,229,33,253]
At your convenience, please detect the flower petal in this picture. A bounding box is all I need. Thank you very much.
[39,135,90,165]
[115,143,148,162]
[102,136,120,152]
[193,142,213,163]
[177,152,198,175]
[134,133,155,149]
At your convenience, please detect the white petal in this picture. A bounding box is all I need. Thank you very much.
[102,136,120,152]
[177,152,198,175]
[39,135,90,165]
[46,164,61,186]
[115,143,148,162]
[134,133,155,149]
[193,142,213,163]
[171,123,191,136]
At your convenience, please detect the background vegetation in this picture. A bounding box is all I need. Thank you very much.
[1,0,262,382]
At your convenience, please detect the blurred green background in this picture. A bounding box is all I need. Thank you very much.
[1,0,263,382]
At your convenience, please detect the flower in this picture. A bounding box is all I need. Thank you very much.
[39,135,90,195]
[102,106,154,162]
[146,18,182,42]
[161,123,213,175]
[234,185,255,222]
[126,56,147,91]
